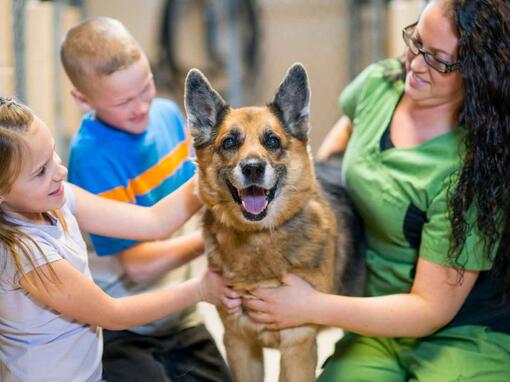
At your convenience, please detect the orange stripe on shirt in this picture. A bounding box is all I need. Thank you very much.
[99,139,192,203]
[100,185,135,203]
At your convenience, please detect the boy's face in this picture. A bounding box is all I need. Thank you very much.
[0,118,68,224]
[78,55,156,134]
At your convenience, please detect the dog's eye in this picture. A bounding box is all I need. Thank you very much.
[265,135,281,150]
[221,137,237,151]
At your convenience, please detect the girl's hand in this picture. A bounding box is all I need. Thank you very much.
[199,268,242,314]
[244,273,318,329]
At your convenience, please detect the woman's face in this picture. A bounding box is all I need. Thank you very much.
[404,1,464,108]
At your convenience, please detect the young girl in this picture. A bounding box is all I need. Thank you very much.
[0,97,240,382]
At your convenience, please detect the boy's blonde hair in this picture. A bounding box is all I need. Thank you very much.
[60,16,142,95]
[0,97,64,287]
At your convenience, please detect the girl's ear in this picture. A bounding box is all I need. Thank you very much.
[70,89,93,113]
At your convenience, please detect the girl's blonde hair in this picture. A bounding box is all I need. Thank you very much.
[0,97,65,287]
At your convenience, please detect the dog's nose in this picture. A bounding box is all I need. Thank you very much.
[241,162,265,181]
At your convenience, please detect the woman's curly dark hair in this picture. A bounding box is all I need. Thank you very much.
[447,0,510,295]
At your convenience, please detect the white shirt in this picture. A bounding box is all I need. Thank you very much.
[0,183,102,382]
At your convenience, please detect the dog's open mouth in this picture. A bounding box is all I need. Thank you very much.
[227,180,278,221]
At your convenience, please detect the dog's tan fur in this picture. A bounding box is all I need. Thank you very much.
[185,65,354,382]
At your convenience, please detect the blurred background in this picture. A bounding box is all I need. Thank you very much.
[0,1,425,380]
[1,0,425,160]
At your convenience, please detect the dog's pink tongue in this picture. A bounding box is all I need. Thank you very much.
[242,195,267,214]
[241,187,267,214]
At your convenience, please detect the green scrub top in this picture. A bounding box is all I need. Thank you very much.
[340,59,493,298]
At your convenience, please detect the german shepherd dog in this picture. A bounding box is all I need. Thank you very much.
[184,64,364,382]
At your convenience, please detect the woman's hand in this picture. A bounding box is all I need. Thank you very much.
[315,115,352,161]
[246,258,479,337]
[243,273,319,329]
[199,268,242,314]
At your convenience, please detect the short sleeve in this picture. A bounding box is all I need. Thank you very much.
[419,182,493,271]
[167,101,186,131]
[159,99,197,179]
[63,181,76,214]
[1,240,62,289]
[69,154,127,196]
[88,233,138,257]
[339,63,377,121]
[68,158,141,256]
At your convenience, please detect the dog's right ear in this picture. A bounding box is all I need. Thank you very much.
[269,63,311,142]
[184,69,228,148]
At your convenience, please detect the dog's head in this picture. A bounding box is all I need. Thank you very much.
[185,64,315,230]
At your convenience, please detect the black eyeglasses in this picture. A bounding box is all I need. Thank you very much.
[402,22,460,74]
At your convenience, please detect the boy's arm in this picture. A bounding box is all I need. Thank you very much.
[20,260,238,330]
[71,177,202,241]
[118,230,204,283]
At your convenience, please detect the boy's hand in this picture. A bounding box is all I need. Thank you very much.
[199,268,241,314]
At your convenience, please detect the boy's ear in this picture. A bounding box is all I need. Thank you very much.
[184,69,229,148]
[269,63,311,141]
[70,89,94,113]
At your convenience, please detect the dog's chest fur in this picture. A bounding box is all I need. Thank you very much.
[203,188,337,293]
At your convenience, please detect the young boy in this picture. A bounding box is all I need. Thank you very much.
[61,17,232,382]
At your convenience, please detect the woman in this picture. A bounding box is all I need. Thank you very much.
[244,0,510,380]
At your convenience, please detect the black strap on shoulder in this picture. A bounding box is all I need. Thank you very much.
[379,124,395,151]
[403,203,428,249]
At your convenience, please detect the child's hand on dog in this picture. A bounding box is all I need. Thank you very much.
[199,268,242,314]
[244,273,319,329]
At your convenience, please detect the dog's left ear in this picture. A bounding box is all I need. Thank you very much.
[269,63,311,141]
[184,69,229,148]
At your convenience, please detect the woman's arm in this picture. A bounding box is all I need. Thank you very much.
[315,115,352,161]
[20,259,240,330]
[245,257,478,337]
[71,176,201,241]
[118,230,204,283]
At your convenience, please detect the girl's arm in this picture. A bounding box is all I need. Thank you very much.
[71,176,201,241]
[20,259,240,330]
[245,257,478,337]
[315,115,352,161]
[118,230,204,283]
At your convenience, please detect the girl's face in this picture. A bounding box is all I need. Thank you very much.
[404,1,464,108]
[0,118,68,224]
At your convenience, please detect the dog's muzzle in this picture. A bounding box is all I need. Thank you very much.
[227,181,278,221]
[226,167,279,222]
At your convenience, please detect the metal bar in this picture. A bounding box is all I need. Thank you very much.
[12,0,27,101]
[348,0,361,79]
[372,0,386,62]
[53,1,66,159]
[226,0,243,107]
